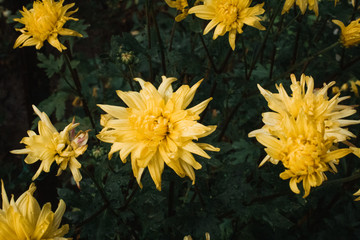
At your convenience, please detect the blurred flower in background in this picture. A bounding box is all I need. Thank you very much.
[13,0,82,51]
[189,0,265,50]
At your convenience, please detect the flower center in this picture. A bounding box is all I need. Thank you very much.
[217,2,240,28]
[130,112,170,143]
[284,135,326,174]
[26,4,60,40]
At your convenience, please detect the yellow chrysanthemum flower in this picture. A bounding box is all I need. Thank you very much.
[165,0,189,22]
[332,19,360,48]
[97,76,220,190]
[282,0,319,16]
[13,0,83,52]
[0,180,70,240]
[11,105,89,187]
[188,0,265,50]
[249,74,360,197]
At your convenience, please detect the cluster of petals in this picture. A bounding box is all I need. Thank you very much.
[165,0,190,22]
[11,105,89,187]
[333,18,360,48]
[249,74,360,197]
[188,0,265,50]
[0,180,70,240]
[97,76,219,190]
[13,0,82,52]
[282,0,319,16]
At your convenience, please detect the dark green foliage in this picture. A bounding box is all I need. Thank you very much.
[2,0,360,239]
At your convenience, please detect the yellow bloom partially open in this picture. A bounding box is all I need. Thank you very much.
[188,0,265,50]
[13,0,83,52]
[165,0,189,22]
[333,19,360,48]
[0,180,70,240]
[249,74,360,197]
[11,105,89,187]
[97,76,219,190]
[282,0,319,16]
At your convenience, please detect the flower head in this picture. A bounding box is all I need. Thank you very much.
[0,180,70,240]
[13,0,82,52]
[165,0,189,22]
[97,76,219,190]
[333,19,360,48]
[282,0,319,16]
[11,105,89,187]
[249,74,360,197]
[188,0,265,50]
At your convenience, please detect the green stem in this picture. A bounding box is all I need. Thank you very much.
[168,20,177,51]
[280,42,340,79]
[62,51,96,130]
[81,167,118,216]
[150,1,167,75]
[198,33,219,73]
[241,36,248,80]
[247,1,282,80]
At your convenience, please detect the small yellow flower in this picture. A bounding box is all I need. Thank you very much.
[97,76,219,190]
[11,105,89,187]
[188,0,265,50]
[249,74,360,197]
[333,19,360,47]
[13,0,83,52]
[0,180,70,239]
[282,0,319,16]
[165,0,189,22]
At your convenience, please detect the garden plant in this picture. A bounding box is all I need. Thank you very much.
[1,0,360,239]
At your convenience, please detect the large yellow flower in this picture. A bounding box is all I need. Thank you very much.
[188,0,265,50]
[249,74,360,197]
[282,0,319,16]
[97,76,219,190]
[333,19,360,48]
[0,180,70,240]
[13,0,82,52]
[11,105,88,187]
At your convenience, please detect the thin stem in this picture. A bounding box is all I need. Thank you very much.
[247,1,282,80]
[81,168,118,217]
[128,64,135,91]
[279,42,340,79]
[168,20,177,51]
[150,1,167,75]
[323,172,360,186]
[198,33,219,73]
[241,36,248,80]
[145,0,154,82]
[62,51,96,130]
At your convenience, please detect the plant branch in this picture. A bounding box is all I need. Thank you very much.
[62,51,96,130]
